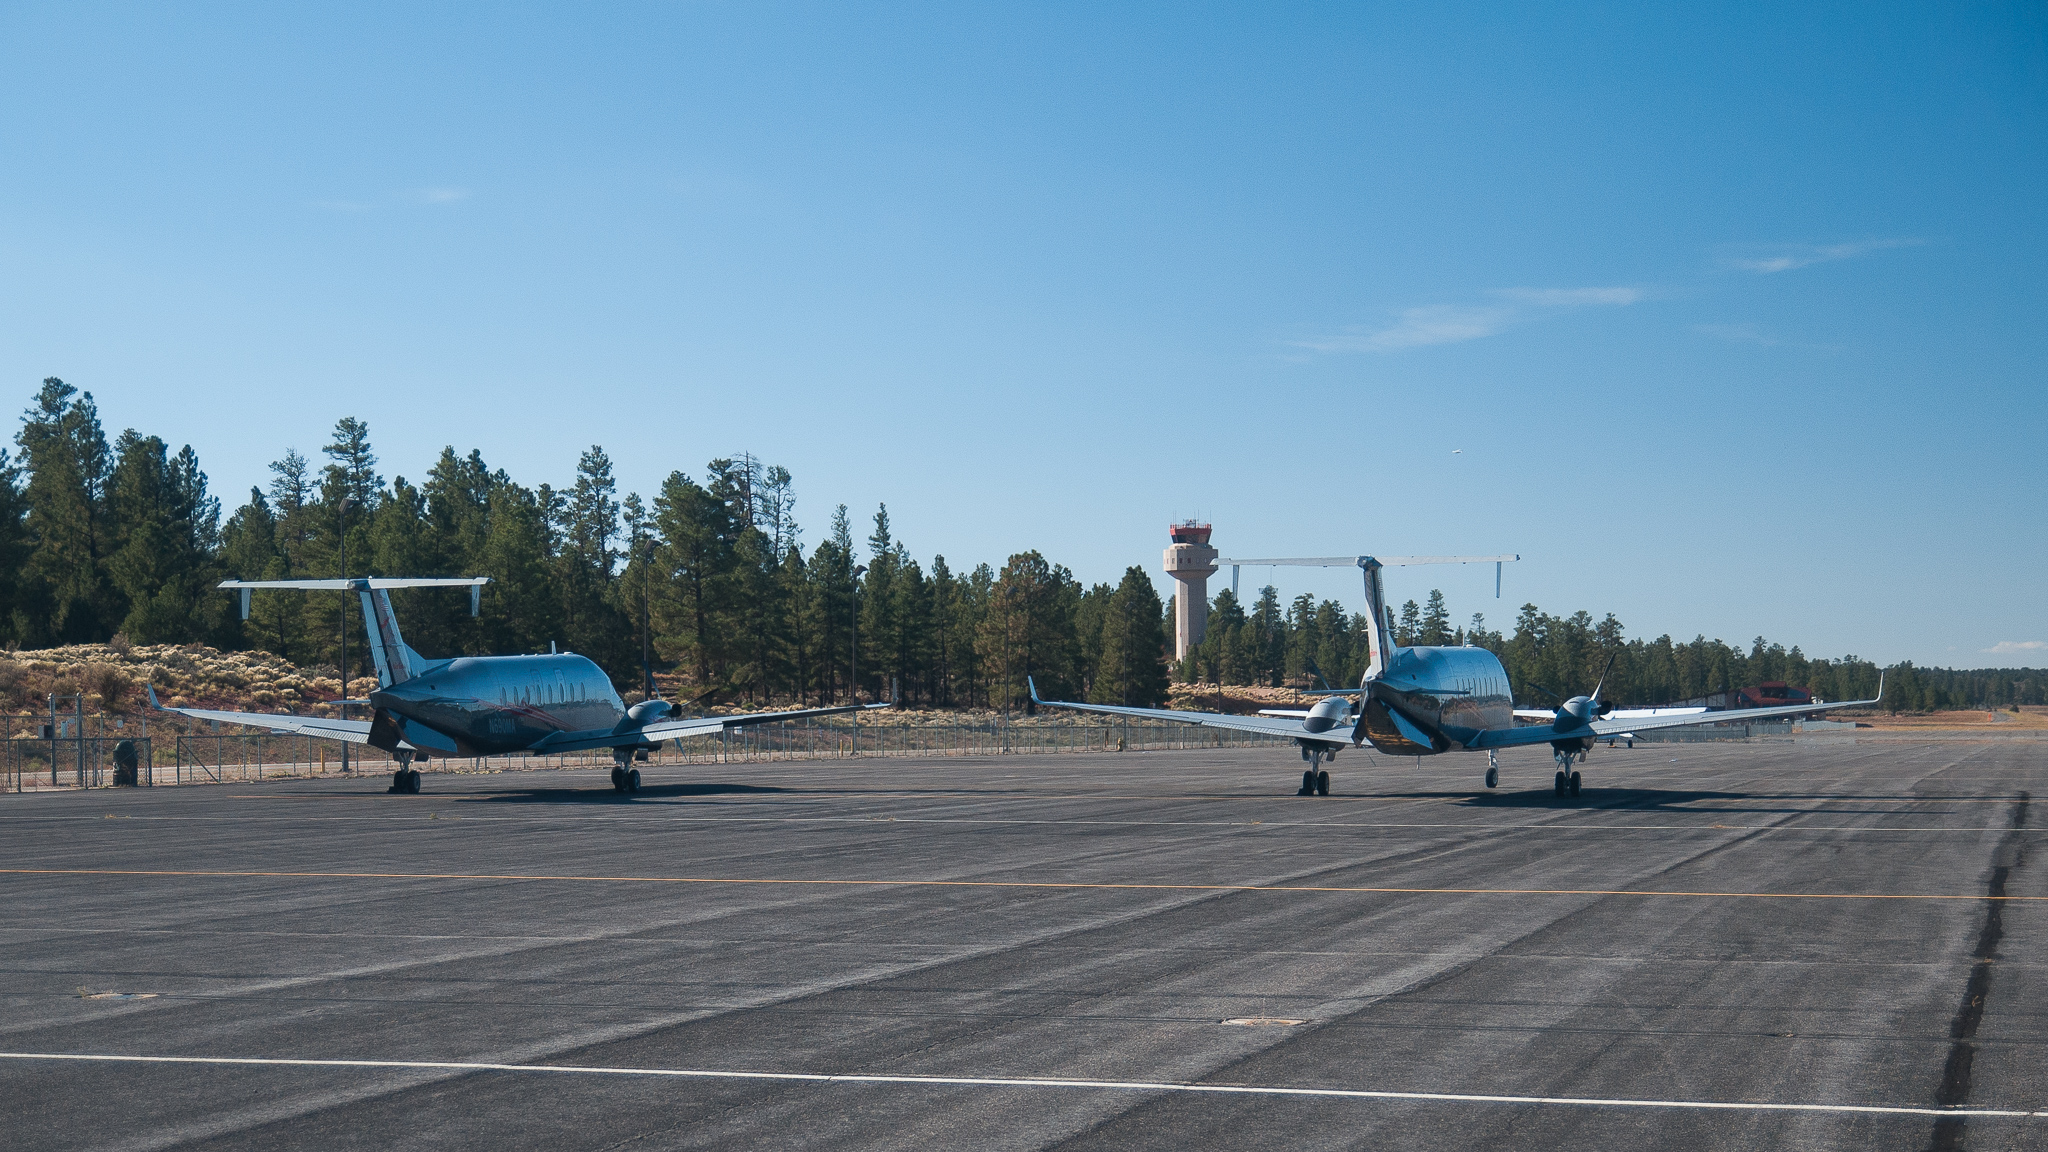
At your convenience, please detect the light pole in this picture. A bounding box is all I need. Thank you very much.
[849,565,866,704]
[849,563,866,755]
[337,495,353,774]
[640,539,655,700]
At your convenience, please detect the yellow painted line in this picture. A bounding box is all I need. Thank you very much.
[0,867,2038,902]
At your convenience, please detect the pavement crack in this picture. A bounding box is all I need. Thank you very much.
[1929,789,2029,1152]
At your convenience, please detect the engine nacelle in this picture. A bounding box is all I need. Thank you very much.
[1302,695,1353,733]
[626,698,673,725]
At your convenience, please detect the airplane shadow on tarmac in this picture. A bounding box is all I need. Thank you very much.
[1451,787,1752,811]
[1359,787,1762,812]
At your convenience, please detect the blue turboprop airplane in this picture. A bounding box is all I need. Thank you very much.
[150,577,885,794]
[1030,555,1882,799]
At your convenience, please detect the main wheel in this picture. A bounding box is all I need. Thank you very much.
[1554,770,1567,796]
[610,766,625,791]
[1568,771,1581,797]
[1485,766,1498,789]
[404,769,421,794]
[1315,770,1330,796]
[391,768,407,793]
[1299,769,1316,796]
[627,768,642,793]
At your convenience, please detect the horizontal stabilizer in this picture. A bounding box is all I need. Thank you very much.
[1214,555,1518,568]
[219,578,490,591]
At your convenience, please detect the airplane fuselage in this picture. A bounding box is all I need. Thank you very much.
[1356,645,1519,755]
[370,654,628,756]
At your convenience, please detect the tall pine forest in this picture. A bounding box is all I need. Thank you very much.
[1,380,2036,714]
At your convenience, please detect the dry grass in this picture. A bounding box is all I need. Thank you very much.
[1855,706,2048,731]
[0,643,371,729]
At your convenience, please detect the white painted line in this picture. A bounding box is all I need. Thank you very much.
[0,1053,2040,1119]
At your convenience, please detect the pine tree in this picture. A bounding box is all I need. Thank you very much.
[1092,566,1168,706]
[104,431,221,643]
[17,379,114,643]
[976,551,1078,708]
[1419,589,1451,646]
[0,449,28,645]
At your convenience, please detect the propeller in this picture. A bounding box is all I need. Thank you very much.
[1588,653,1617,716]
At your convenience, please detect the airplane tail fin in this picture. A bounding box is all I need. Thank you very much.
[219,577,489,688]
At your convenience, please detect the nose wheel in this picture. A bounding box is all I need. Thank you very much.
[1484,749,1499,789]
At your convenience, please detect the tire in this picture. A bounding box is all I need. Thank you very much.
[1315,770,1330,796]
[1554,771,1567,796]
[610,766,624,791]
[406,769,422,794]
[1485,767,1498,789]
[391,769,407,794]
[1299,769,1316,796]
[627,768,641,793]
[1568,771,1581,797]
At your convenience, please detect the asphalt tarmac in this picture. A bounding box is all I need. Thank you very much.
[3,738,2044,1150]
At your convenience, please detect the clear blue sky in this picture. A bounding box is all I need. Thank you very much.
[2,3,2042,667]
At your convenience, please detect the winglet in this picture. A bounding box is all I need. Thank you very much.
[1027,676,1044,705]
[145,683,163,711]
[1875,667,1886,704]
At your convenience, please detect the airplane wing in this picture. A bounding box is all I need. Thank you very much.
[524,702,893,754]
[1473,678,1883,749]
[147,685,375,744]
[1584,694,1875,736]
[1027,680,1349,745]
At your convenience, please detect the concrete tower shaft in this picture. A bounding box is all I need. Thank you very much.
[1163,522,1218,662]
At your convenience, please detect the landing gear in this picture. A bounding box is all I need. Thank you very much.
[1551,745,1588,799]
[1298,769,1316,796]
[611,758,641,794]
[388,755,422,795]
[1484,749,1499,789]
[1315,770,1330,796]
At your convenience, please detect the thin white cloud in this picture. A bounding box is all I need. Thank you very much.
[416,187,472,204]
[1983,640,2048,657]
[1494,287,1641,307]
[1295,286,1640,354]
[1299,305,1514,352]
[1721,238,1922,274]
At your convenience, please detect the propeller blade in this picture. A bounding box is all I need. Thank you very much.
[1589,653,1618,706]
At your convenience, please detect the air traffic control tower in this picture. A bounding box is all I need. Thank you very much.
[1163,521,1219,661]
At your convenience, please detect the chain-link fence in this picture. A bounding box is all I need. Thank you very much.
[1603,721,1796,743]
[4,713,1290,790]
[4,736,153,790]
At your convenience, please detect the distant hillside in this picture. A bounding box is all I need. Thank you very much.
[0,643,357,721]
